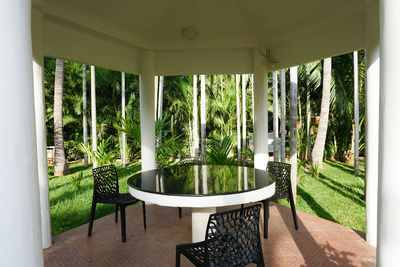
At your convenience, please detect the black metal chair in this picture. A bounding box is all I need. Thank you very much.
[177,156,206,218]
[88,164,146,242]
[176,204,265,267]
[263,161,298,239]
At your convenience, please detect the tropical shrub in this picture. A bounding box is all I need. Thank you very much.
[78,137,116,167]
[206,136,234,165]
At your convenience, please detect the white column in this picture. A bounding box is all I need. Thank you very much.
[121,72,126,167]
[290,67,298,198]
[272,71,279,162]
[91,66,97,168]
[365,0,379,247]
[377,0,400,264]
[280,69,286,162]
[252,49,269,170]
[0,0,43,265]
[32,7,52,249]
[139,51,157,171]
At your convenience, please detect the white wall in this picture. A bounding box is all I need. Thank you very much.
[42,15,140,74]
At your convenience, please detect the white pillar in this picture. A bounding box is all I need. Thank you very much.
[139,51,157,171]
[272,71,279,162]
[0,0,43,265]
[121,72,126,167]
[289,67,298,198]
[252,49,269,170]
[365,0,379,247]
[32,7,52,249]
[377,0,400,264]
[280,69,286,162]
[91,65,97,168]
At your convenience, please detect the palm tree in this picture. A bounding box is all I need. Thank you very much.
[235,74,241,163]
[289,67,298,200]
[353,51,359,175]
[82,64,88,167]
[280,69,286,162]
[154,76,158,121]
[311,58,332,168]
[242,74,247,153]
[121,72,126,167]
[157,76,164,148]
[91,65,97,168]
[200,75,206,161]
[272,71,279,161]
[306,84,311,161]
[192,75,199,156]
[53,59,70,176]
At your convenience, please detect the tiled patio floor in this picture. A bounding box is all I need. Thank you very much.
[43,203,376,266]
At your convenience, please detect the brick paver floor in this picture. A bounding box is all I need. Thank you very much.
[43,203,376,266]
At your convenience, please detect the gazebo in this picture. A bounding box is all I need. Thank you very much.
[1,0,398,265]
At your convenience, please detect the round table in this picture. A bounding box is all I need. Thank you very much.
[127,165,275,242]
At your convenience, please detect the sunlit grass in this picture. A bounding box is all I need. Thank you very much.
[48,161,141,236]
[276,159,366,232]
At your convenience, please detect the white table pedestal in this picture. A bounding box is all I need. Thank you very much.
[192,207,216,242]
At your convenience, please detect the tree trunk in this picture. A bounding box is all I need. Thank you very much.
[200,75,206,161]
[306,85,311,161]
[82,64,88,167]
[154,76,158,121]
[121,72,126,167]
[354,51,360,175]
[289,67,298,201]
[273,71,280,161]
[157,76,164,148]
[235,74,241,164]
[251,74,255,124]
[91,65,97,168]
[53,59,70,176]
[193,75,199,156]
[280,69,286,162]
[311,58,332,168]
[242,74,247,154]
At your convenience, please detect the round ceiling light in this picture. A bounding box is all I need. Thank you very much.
[181,27,198,40]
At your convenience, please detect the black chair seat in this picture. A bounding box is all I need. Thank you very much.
[262,161,298,239]
[97,193,140,205]
[176,204,264,267]
[88,164,146,242]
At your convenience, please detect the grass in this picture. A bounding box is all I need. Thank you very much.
[48,159,366,236]
[276,159,366,232]
[48,161,141,236]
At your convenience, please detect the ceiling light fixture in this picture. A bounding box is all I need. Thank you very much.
[182,27,198,40]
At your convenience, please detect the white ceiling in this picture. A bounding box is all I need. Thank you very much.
[42,0,365,50]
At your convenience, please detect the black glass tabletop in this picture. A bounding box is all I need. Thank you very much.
[127,165,274,196]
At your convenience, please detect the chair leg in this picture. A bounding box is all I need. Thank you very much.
[142,202,147,230]
[289,196,299,230]
[120,205,126,242]
[178,207,182,218]
[263,199,270,239]
[176,249,181,267]
[88,201,97,236]
[115,204,118,223]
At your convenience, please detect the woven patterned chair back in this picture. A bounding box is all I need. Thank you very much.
[204,204,262,266]
[267,161,291,200]
[92,165,119,200]
[179,155,206,165]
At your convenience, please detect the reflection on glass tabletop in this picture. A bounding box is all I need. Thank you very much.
[127,165,274,196]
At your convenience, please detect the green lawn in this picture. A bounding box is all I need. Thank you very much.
[48,162,142,236]
[48,159,366,236]
[276,159,366,232]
